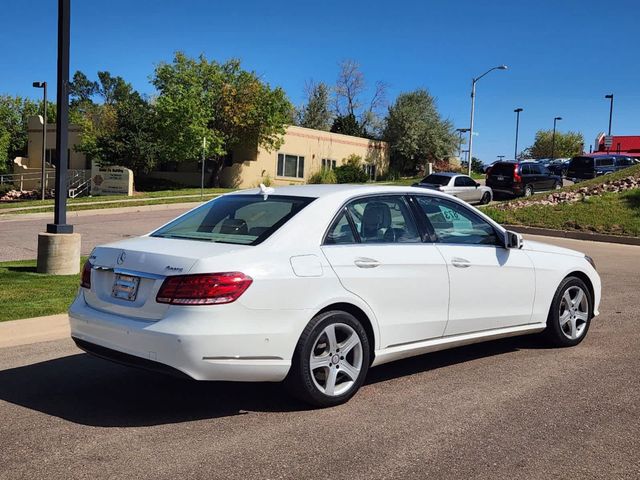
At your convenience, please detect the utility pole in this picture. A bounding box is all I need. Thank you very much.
[551,116,562,161]
[467,65,508,176]
[513,108,523,160]
[605,94,614,136]
[200,137,207,200]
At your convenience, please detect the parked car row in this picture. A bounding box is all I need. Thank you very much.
[485,161,563,197]
[566,154,638,181]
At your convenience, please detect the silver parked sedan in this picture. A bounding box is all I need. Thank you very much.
[413,172,493,204]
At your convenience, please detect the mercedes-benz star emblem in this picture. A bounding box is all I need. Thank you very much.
[117,251,126,265]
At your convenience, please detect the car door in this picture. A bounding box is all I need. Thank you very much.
[453,176,479,202]
[412,195,536,335]
[536,164,554,189]
[321,195,450,348]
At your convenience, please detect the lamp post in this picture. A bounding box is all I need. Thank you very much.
[456,127,470,163]
[32,81,47,200]
[551,116,562,161]
[605,94,614,136]
[513,107,523,160]
[468,65,508,176]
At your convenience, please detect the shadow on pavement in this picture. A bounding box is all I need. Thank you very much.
[0,335,547,427]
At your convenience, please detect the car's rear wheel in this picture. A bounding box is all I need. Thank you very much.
[480,192,491,204]
[523,184,534,197]
[544,276,593,347]
[286,311,370,407]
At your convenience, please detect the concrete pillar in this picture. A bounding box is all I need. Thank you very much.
[37,232,81,275]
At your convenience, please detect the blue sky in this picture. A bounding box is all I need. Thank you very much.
[2,0,639,162]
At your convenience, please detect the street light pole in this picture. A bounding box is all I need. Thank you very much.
[605,94,614,136]
[200,137,207,200]
[32,81,47,200]
[467,65,508,176]
[47,0,72,234]
[551,116,562,161]
[514,108,523,160]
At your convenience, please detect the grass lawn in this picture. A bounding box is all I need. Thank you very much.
[483,187,640,236]
[0,259,83,322]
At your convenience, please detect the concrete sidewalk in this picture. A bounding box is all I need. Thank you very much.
[0,314,69,348]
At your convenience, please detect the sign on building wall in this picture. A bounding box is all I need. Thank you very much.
[90,163,134,196]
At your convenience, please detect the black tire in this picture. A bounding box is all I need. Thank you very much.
[523,184,534,197]
[544,276,593,347]
[480,192,491,205]
[285,310,370,407]
[554,181,562,190]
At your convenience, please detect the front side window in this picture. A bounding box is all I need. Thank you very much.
[345,196,420,243]
[277,153,305,178]
[152,195,314,245]
[414,196,500,246]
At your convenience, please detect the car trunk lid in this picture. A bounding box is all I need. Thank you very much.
[84,236,248,320]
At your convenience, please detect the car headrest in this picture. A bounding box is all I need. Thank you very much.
[361,202,391,238]
[220,218,249,235]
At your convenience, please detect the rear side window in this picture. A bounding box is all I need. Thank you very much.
[420,174,451,186]
[152,195,314,245]
[325,210,356,245]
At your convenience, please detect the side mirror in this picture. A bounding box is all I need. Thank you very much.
[475,182,480,188]
[505,230,523,249]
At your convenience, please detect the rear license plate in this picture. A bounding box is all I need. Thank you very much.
[496,175,505,181]
[111,273,140,301]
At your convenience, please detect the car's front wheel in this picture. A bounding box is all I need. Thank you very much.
[545,276,593,347]
[286,311,370,407]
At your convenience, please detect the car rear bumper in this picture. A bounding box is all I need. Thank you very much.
[69,292,300,382]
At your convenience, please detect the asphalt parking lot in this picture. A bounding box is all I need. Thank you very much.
[0,235,638,480]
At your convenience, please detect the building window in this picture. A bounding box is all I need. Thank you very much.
[364,163,376,180]
[277,153,304,178]
[321,158,337,170]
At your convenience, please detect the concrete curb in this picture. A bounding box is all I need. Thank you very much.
[507,225,640,246]
[0,201,203,223]
[0,314,70,348]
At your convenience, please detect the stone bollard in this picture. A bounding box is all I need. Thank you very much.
[37,232,81,275]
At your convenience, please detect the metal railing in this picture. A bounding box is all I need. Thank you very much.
[0,169,90,197]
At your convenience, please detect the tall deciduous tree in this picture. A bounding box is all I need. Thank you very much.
[332,60,386,138]
[527,130,584,159]
[298,81,332,131]
[152,52,293,186]
[0,95,39,173]
[383,89,457,174]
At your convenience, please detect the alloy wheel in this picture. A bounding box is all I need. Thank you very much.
[309,323,363,396]
[559,286,589,340]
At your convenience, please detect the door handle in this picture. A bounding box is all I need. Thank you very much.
[354,257,381,269]
[451,257,471,268]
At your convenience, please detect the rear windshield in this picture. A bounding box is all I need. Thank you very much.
[490,163,516,175]
[419,174,451,186]
[569,157,594,169]
[152,194,314,245]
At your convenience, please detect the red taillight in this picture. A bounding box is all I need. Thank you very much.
[513,164,522,183]
[156,272,253,305]
[80,260,92,289]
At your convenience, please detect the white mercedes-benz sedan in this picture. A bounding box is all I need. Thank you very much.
[70,184,601,407]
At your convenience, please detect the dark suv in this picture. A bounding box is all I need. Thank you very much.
[486,161,563,197]
[566,155,637,181]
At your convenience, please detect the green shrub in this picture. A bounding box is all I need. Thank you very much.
[335,164,369,184]
[308,169,337,184]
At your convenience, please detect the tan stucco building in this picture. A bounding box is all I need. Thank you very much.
[150,125,389,188]
[19,118,389,190]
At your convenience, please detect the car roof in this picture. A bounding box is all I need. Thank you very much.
[228,183,453,201]
[424,171,460,177]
